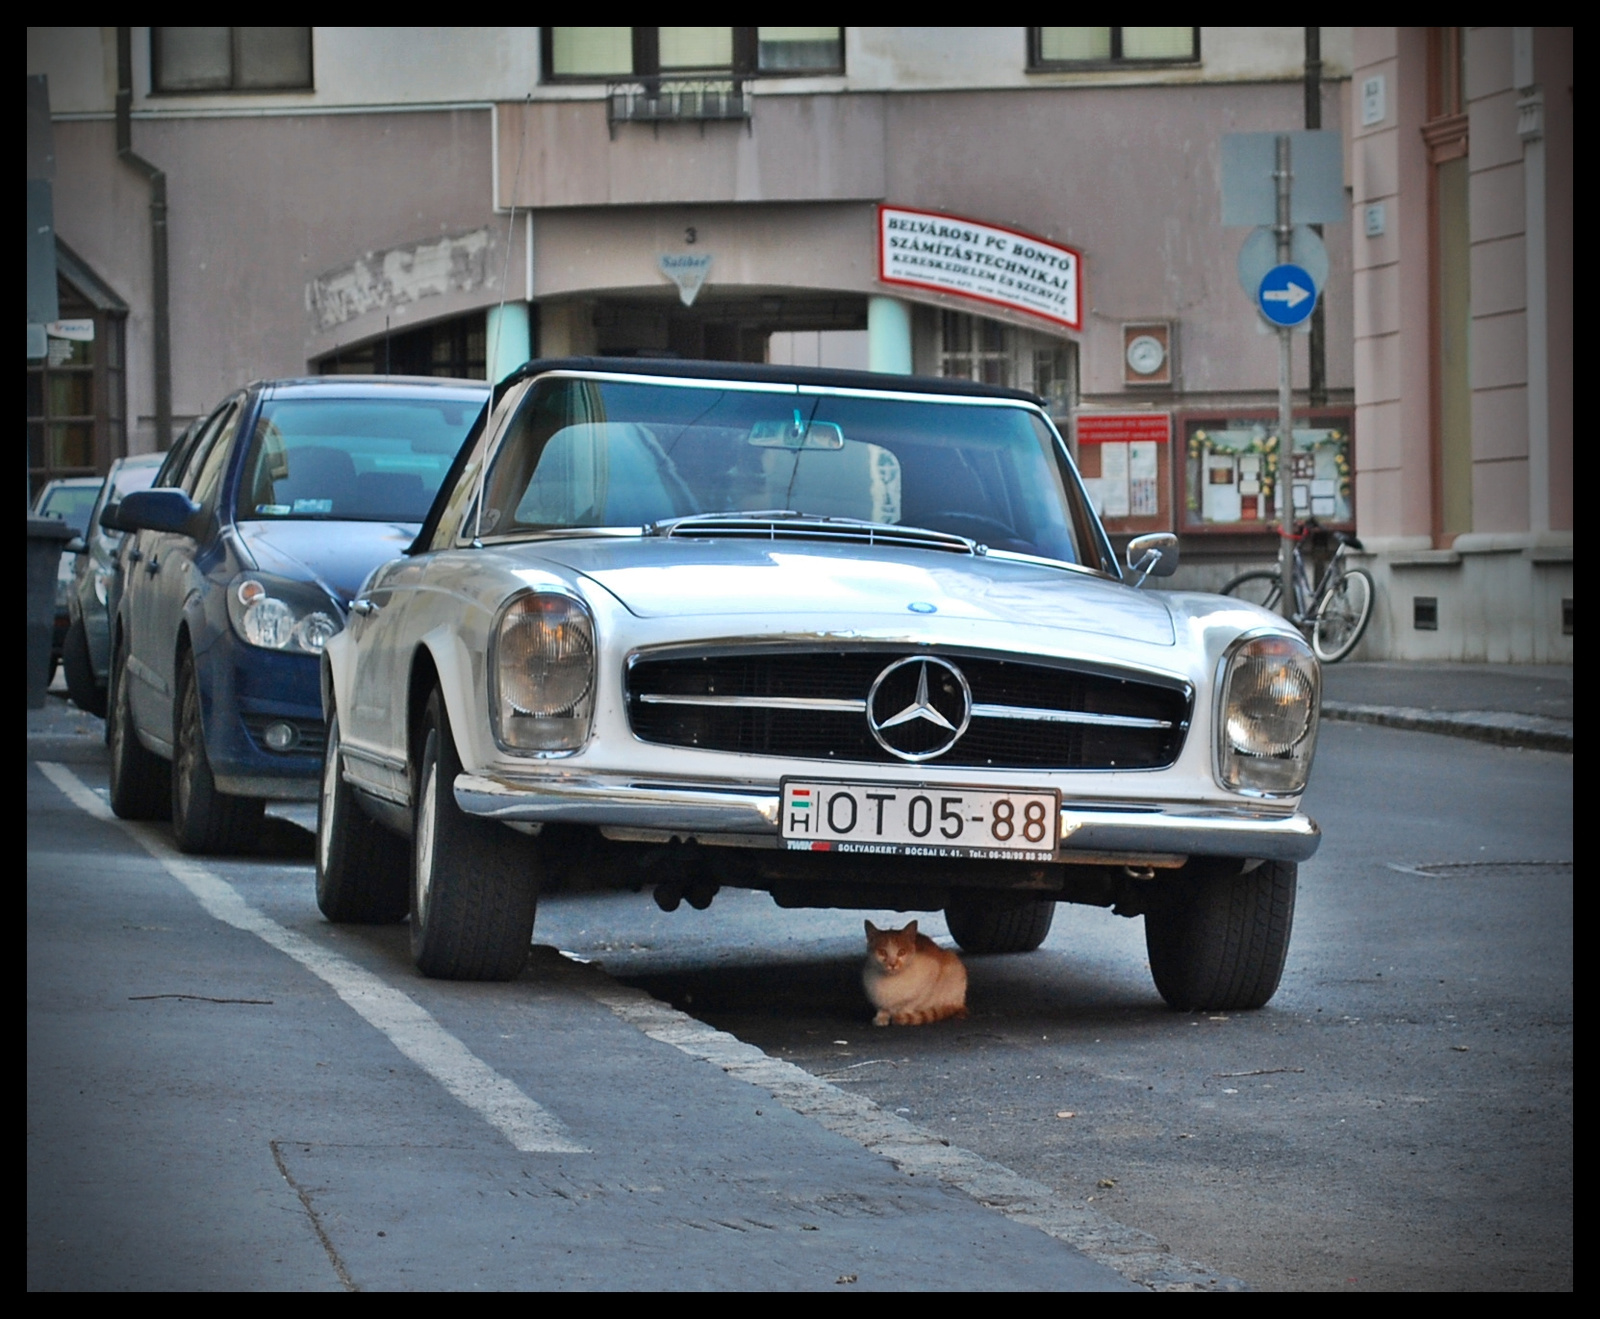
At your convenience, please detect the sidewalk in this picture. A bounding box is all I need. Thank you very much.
[1319,661,1572,752]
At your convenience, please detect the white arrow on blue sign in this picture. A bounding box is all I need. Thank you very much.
[1257,263,1317,327]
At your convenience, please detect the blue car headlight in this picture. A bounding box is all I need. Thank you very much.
[227,572,343,655]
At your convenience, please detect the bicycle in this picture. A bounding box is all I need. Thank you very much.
[1221,520,1375,663]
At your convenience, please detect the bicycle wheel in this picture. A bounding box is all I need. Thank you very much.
[1220,570,1284,613]
[1311,568,1374,662]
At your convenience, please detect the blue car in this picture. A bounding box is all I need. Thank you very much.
[107,375,489,853]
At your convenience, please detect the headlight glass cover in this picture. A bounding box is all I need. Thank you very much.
[1217,634,1320,794]
[491,592,595,753]
[227,573,343,655]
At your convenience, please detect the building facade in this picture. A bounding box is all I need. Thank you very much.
[32,27,1384,614]
[1347,27,1571,661]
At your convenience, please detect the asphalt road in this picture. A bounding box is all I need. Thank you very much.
[28,714,1571,1290]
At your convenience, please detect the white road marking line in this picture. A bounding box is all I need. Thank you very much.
[36,761,587,1156]
[560,954,1243,1292]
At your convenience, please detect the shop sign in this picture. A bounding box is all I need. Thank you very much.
[878,205,1081,331]
[659,252,713,307]
[46,318,94,341]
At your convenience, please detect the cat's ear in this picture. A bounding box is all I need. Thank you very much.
[865,920,879,936]
[905,920,918,937]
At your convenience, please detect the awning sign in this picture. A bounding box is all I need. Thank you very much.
[46,318,94,342]
[878,205,1082,331]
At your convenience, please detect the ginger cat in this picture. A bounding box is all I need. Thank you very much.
[863,920,968,1026]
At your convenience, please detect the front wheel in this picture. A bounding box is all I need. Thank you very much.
[171,651,263,855]
[1143,859,1297,1011]
[1220,569,1284,614]
[944,896,1055,954]
[316,711,411,923]
[411,688,538,980]
[1311,568,1374,663]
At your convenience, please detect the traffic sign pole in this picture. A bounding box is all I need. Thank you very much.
[1275,135,1297,618]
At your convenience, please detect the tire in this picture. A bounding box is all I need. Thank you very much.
[410,688,538,980]
[1311,568,1374,663]
[1220,569,1284,613]
[107,639,171,821]
[945,895,1055,955]
[62,616,106,718]
[316,710,411,923]
[1144,859,1297,1011]
[171,651,263,855]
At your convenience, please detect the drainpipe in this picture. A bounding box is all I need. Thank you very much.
[116,27,171,450]
[1304,27,1327,409]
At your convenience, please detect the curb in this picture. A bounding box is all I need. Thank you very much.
[1320,701,1573,753]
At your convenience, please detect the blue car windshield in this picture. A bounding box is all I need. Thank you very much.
[478,378,1090,564]
[238,398,478,523]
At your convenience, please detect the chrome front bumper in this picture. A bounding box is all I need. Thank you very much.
[454,773,1321,863]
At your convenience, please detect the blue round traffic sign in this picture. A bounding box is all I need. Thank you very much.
[1257,263,1317,327]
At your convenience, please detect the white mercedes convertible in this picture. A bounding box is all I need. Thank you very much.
[318,359,1321,1007]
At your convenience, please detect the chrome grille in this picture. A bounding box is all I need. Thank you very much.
[626,650,1190,770]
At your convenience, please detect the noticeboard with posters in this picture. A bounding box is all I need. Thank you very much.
[1074,412,1171,536]
[1181,412,1354,532]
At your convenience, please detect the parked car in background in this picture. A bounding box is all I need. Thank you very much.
[318,359,1323,1011]
[106,375,490,855]
[30,475,105,672]
[60,450,169,717]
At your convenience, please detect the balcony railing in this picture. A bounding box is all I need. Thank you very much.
[606,77,752,138]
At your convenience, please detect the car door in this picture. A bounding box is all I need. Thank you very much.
[124,398,243,749]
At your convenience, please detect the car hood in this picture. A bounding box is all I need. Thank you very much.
[236,519,417,604]
[526,537,1176,646]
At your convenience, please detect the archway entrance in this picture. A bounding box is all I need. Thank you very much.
[588,291,868,363]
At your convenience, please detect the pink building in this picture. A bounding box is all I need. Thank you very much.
[1348,27,1571,660]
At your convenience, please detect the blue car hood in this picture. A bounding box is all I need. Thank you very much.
[235,519,417,604]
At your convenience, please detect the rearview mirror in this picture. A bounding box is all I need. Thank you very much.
[1126,533,1179,587]
[747,419,845,450]
[115,488,205,537]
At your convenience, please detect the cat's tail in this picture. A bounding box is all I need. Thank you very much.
[892,1003,967,1026]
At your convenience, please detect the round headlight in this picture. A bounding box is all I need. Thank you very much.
[498,596,594,717]
[1217,634,1320,795]
[241,597,296,649]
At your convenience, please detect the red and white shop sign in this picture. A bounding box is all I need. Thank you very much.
[878,205,1082,331]
[1074,413,1172,445]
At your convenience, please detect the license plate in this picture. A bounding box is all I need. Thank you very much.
[780,780,1060,861]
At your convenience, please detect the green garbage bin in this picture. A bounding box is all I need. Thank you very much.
[27,515,75,709]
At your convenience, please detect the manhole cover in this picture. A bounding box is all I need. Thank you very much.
[1387,860,1572,880]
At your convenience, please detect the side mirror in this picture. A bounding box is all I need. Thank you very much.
[1126,533,1179,588]
[115,488,205,537]
[98,500,124,532]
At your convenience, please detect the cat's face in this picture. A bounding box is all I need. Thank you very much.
[865,920,918,973]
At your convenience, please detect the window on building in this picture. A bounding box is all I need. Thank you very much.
[317,311,488,381]
[27,263,128,502]
[151,28,313,93]
[1028,27,1198,69]
[543,27,844,80]
[937,310,1075,415]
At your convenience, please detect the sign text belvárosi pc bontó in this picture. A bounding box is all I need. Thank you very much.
[878,205,1082,330]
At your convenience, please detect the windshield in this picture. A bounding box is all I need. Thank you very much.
[477,378,1091,564]
[238,397,479,523]
[36,484,100,537]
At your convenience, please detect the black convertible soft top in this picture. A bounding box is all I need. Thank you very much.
[493,356,1045,408]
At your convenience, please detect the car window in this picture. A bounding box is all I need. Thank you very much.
[236,397,479,523]
[188,402,243,508]
[476,377,1089,564]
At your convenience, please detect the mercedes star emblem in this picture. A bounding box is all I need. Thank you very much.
[866,656,972,762]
